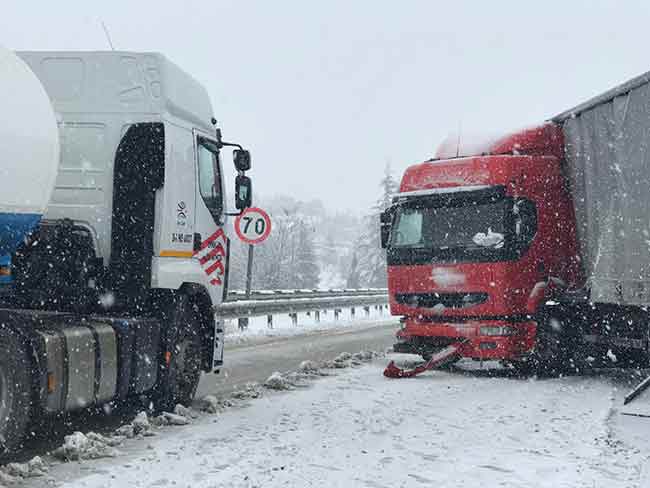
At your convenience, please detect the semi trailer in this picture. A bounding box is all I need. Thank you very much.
[382,69,650,376]
[0,47,252,451]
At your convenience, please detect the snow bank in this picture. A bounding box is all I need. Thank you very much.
[299,359,321,373]
[231,382,263,400]
[116,411,154,439]
[0,456,48,483]
[225,312,396,346]
[159,412,190,426]
[198,395,230,414]
[264,372,294,390]
[53,432,121,461]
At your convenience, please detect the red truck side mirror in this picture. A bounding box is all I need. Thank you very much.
[380,207,395,248]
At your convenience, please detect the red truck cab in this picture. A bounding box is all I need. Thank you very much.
[383,123,582,363]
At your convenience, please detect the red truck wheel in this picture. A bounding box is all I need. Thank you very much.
[531,309,576,377]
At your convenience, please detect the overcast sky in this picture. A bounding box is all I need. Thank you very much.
[3,1,650,213]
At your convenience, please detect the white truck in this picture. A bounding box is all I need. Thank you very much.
[0,47,252,451]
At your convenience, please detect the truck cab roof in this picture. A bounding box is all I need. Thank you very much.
[433,123,563,161]
[18,51,215,132]
[400,123,565,194]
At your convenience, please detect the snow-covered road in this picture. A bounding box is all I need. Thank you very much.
[26,356,650,488]
[199,320,396,396]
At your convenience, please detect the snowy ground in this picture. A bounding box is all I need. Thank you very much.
[20,355,650,488]
[224,305,392,345]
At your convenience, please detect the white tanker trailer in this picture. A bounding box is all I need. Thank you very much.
[0,46,59,256]
[0,46,253,452]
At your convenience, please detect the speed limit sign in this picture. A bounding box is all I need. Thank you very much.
[234,207,272,245]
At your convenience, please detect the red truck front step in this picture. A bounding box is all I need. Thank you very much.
[384,341,466,378]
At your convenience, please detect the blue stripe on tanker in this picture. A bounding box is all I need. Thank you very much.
[0,213,41,254]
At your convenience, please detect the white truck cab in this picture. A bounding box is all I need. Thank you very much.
[17,51,243,310]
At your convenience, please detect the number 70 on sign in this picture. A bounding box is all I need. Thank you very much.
[234,207,272,245]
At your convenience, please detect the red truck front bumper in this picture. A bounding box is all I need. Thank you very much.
[396,319,536,360]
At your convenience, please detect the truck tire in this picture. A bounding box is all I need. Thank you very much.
[155,297,203,411]
[531,309,575,377]
[0,331,32,453]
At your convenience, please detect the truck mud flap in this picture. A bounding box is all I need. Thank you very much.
[110,318,161,397]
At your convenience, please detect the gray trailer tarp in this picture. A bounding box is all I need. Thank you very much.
[554,76,650,306]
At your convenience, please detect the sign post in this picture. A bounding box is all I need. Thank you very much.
[234,207,272,299]
[245,244,254,298]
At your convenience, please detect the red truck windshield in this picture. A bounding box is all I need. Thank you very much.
[390,201,508,251]
[386,189,536,265]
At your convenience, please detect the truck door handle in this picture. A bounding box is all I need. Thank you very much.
[193,233,202,252]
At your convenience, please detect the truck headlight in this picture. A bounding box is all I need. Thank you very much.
[479,325,517,336]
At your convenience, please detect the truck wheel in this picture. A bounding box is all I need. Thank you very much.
[155,297,203,411]
[532,312,572,377]
[0,331,32,453]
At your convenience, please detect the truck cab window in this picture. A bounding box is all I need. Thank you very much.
[197,138,223,221]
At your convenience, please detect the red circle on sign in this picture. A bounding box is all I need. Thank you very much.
[235,207,272,245]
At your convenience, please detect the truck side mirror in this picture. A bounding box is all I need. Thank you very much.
[380,207,395,249]
[234,149,251,172]
[513,199,537,249]
[235,174,252,210]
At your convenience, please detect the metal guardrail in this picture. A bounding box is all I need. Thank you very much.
[226,288,387,302]
[219,289,389,329]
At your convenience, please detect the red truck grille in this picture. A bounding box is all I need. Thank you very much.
[395,292,488,309]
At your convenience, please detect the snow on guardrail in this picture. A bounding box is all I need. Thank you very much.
[219,289,390,330]
[219,291,388,319]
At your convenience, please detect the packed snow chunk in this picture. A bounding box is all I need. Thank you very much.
[231,382,263,400]
[174,404,197,420]
[162,412,191,426]
[53,431,121,461]
[265,372,293,390]
[285,371,311,384]
[472,228,504,248]
[132,411,152,435]
[4,456,50,478]
[198,395,222,414]
[606,349,618,363]
[352,351,375,362]
[0,470,19,485]
[151,415,169,427]
[326,359,350,369]
[336,352,352,361]
[27,456,48,477]
[116,411,152,439]
[299,360,321,373]
[4,462,29,478]
[324,354,353,369]
[115,424,135,439]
